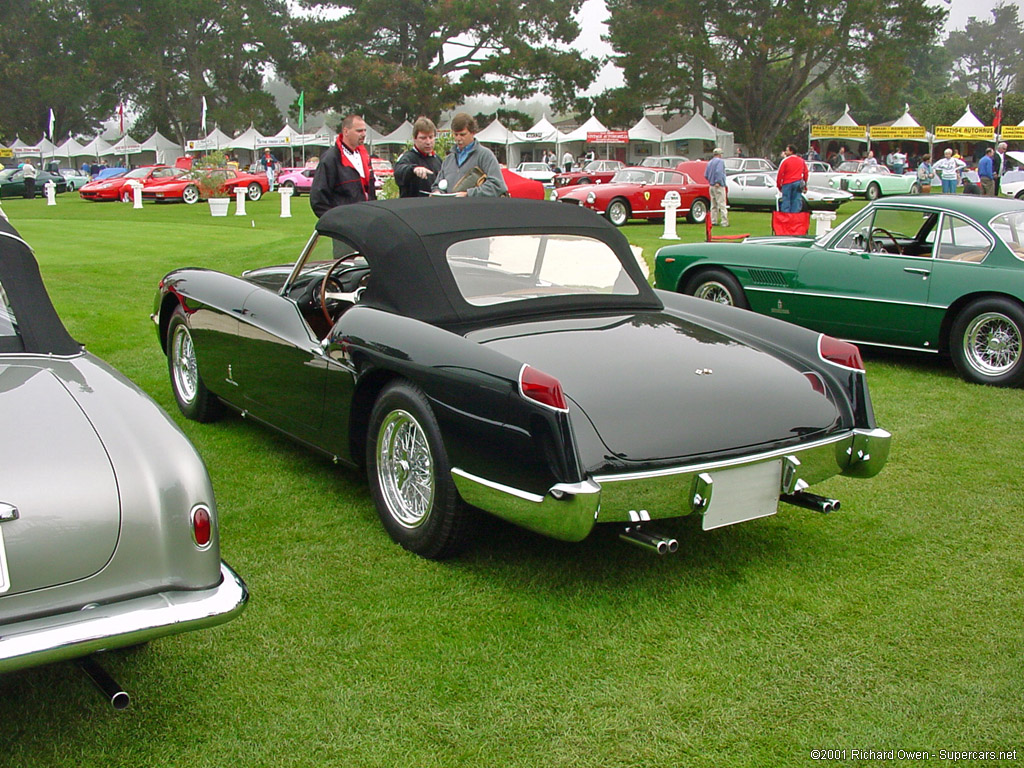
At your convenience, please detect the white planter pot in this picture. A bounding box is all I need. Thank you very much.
[208,198,230,217]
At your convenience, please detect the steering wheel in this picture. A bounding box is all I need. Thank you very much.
[319,254,363,327]
[869,227,903,255]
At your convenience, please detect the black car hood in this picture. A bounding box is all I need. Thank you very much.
[468,312,841,466]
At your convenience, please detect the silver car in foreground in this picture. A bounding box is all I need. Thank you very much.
[0,217,247,686]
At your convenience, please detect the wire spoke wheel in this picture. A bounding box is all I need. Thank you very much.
[963,312,1022,377]
[171,324,199,404]
[377,409,434,529]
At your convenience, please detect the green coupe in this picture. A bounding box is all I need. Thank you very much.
[654,195,1024,386]
[829,162,920,200]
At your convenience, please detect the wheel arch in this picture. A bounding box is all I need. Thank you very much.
[940,291,1024,353]
[347,367,402,471]
[157,292,184,354]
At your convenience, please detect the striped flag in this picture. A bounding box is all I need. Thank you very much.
[993,92,1003,135]
[118,101,124,133]
[298,91,304,132]
[201,96,208,134]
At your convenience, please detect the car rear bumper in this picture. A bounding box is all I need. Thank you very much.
[452,428,890,542]
[0,562,248,673]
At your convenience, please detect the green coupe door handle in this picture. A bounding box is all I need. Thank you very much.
[903,267,929,277]
[0,502,19,522]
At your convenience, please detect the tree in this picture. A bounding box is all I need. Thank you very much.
[0,0,119,143]
[283,0,600,126]
[88,0,291,144]
[604,0,945,156]
[946,3,1024,95]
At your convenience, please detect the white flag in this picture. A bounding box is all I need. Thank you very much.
[48,108,55,141]
[201,96,208,134]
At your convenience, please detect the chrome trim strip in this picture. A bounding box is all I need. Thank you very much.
[745,285,943,310]
[0,562,248,673]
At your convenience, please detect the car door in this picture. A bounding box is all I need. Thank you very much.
[787,206,936,346]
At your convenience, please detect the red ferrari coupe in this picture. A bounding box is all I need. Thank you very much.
[79,165,188,202]
[555,166,711,226]
[143,168,270,204]
[552,160,625,189]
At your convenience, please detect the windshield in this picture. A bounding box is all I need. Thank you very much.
[0,169,15,181]
[520,164,547,171]
[446,234,639,306]
[611,169,656,184]
[991,212,1024,260]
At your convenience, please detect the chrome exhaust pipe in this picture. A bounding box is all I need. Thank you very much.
[620,526,679,555]
[77,656,130,710]
[780,492,841,514]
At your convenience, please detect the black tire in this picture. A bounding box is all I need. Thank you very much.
[578,177,591,185]
[366,381,474,559]
[910,182,921,195]
[687,197,709,223]
[949,298,1024,386]
[683,268,749,309]
[246,182,263,202]
[167,307,223,421]
[606,198,630,227]
[182,184,200,205]
[865,182,881,201]
[282,180,297,196]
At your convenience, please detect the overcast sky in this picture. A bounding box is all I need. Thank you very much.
[572,0,1013,94]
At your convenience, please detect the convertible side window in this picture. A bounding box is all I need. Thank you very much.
[934,214,992,263]
[0,281,19,338]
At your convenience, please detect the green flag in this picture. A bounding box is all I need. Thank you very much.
[298,91,304,132]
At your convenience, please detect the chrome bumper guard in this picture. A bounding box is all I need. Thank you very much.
[452,428,890,542]
[0,562,248,673]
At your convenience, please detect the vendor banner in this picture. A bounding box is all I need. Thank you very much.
[0,148,14,158]
[934,126,995,140]
[256,136,291,147]
[999,126,1024,141]
[869,126,927,140]
[186,138,214,151]
[14,147,43,156]
[811,125,867,139]
[587,131,629,144]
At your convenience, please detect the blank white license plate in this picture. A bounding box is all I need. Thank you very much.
[701,461,781,531]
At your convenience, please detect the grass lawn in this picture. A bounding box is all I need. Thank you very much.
[1,194,1022,767]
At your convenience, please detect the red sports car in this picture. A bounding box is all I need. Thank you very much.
[555,166,711,226]
[501,168,546,200]
[552,160,625,189]
[79,165,187,202]
[143,168,270,204]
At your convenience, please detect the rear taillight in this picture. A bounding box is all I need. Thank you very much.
[818,335,864,371]
[519,365,568,411]
[191,505,212,549]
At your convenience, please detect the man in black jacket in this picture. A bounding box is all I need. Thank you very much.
[394,117,442,198]
[310,114,376,217]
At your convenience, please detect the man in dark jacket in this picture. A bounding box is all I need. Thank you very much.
[394,117,442,198]
[310,114,376,217]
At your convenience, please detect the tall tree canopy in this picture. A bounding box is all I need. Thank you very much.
[605,0,944,155]
[946,3,1024,96]
[284,0,599,125]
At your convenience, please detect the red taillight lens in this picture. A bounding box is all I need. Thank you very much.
[191,506,212,548]
[519,365,568,411]
[818,335,864,371]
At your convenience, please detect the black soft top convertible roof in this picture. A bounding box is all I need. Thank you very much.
[0,217,81,355]
[315,198,661,326]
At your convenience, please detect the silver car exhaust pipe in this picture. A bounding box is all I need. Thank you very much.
[780,492,841,514]
[620,526,679,555]
[77,656,130,710]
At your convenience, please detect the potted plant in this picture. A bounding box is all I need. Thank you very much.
[194,150,231,216]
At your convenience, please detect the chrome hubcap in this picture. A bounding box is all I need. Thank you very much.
[694,281,734,305]
[171,326,198,402]
[964,312,1022,375]
[377,409,433,528]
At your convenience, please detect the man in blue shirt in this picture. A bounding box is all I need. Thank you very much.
[978,148,995,196]
[433,113,507,197]
[704,147,728,227]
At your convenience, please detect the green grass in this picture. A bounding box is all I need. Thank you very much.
[2,195,1023,767]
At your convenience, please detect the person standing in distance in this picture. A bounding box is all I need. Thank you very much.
[310,114,376,217]
[704,147,728,227]
[777,145,808,213]
[394,117,442,198]
[432,113,507,198]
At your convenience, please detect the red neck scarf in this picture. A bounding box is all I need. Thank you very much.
[336,135,371,196]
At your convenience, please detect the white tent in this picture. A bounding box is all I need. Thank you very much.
[79,136,112,158]
[140,131,183,165]
[627,116,664,143]
[810,104,868,145]
[55,137,89,162]
[951,107,986,128]
[662,114,733,158]
[227,125,268,151]
[474,119,516,163]
[506,116,565,166]
[377,120,414,146]
[560,115,608,143]
[102,135,144,157]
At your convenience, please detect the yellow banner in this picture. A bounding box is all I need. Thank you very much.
[0,148,12,158]
[999,126,1024,141]
[934,126,995,140]
[869,126,927,140]
[811,124,867,139]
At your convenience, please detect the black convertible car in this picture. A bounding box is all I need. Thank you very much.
[154,198,890,558]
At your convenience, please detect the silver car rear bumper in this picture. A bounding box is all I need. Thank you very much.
[0,562,248,673]
[452,428,891,542]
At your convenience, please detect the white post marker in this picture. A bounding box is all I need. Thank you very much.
[660,190,681,240]
[235,186,247,216]
[279,185,293,218]
[45,181,57,206]
[130,180,144,209]
[812,210,837,237]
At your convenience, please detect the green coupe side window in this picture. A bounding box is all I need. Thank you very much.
[935,214,992,263]
[991,212,1024,262]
